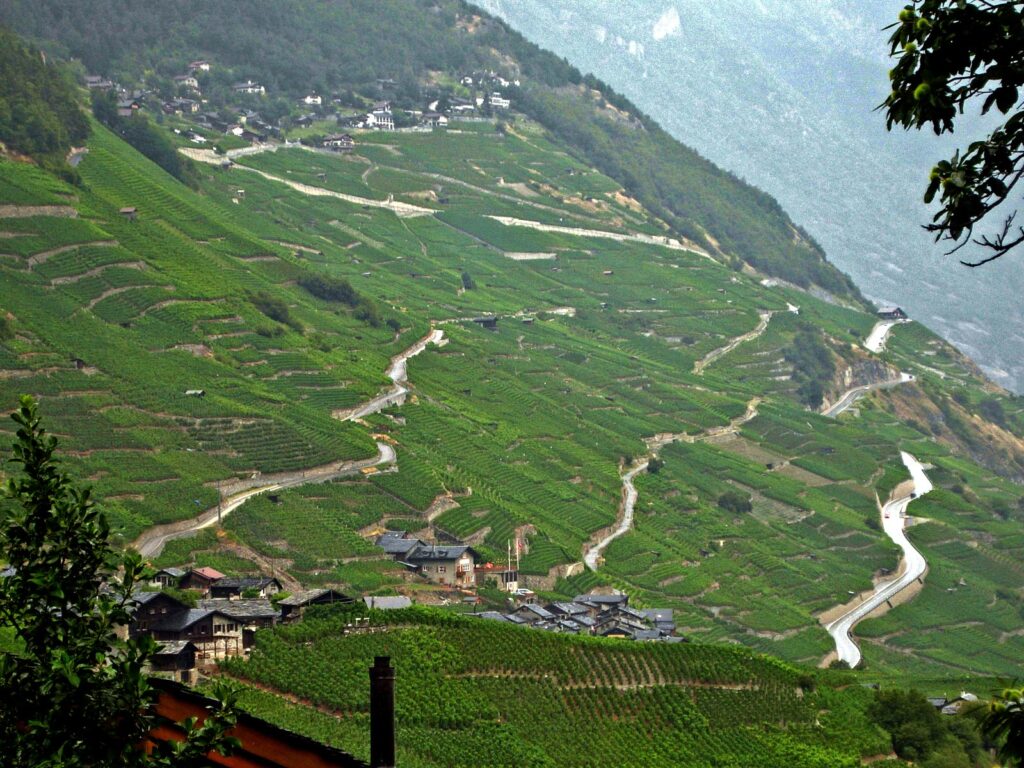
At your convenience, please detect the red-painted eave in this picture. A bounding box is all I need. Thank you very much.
[147,680,367,768]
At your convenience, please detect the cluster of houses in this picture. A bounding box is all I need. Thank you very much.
[478,592,681,642]
[131,566,351,681]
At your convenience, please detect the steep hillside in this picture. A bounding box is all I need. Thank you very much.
[1,8,1023,693]
[0,0,859,296]
[2,113,1022,684]
[473,0,1024,394]
[219,606,891,768]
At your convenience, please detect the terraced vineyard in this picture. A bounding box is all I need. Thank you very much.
[2,110,1023,684]
[219,607,890,768]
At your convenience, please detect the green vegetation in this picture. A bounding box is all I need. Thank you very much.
[0,396,239,766]
[784,325,835,408]
[0,28,88,176]
[92,91,198,186]
[868,689,983,767]
[717,490,753,514]
[0,0,860,294]
[220,606,890,767]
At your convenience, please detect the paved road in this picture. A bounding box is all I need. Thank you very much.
[864,319,909,353]
[823,372,915,417]
[134,443,396,558]
[824,451,933,667]
[134,329,443,558]
[338,329,444,421]
[584,461,648,571]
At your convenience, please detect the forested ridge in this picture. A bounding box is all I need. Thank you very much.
[0,0,860,297]
[0,28,88,176]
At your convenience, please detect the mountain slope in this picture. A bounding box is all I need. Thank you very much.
[473,0,1024,393]
[0,0,859,297]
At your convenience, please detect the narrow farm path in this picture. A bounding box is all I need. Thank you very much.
[180,147,434,218]
[821,452,933,668]
[584,397,760,572]
[133,329,444,559]
[485,215,712,257]
[694,310,774,375]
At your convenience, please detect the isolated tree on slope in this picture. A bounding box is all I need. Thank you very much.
[0,395,238,767]
[884,1,1024,266]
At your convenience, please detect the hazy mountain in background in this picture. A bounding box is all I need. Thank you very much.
[477,0,1024,392]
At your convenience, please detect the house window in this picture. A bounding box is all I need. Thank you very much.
[437,566,446,573]
[200,626,207,634]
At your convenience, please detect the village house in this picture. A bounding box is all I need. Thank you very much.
[421,111,449,129]
[374,531,477,588]
[84,75,114,90]
[278,588,352,621]
[208,576,283,600]
[406,544,477,588]
[149,640,197,684]
[489,92,511,110]
[150,567,186,589]
[151,608,245,660]
[301,93,322,106]
[322,133,355,152]
[877,306,908,321]
[117,99,142,118]
[173,74,200,91]
[513,603,555,625]
[188,60,211,73]
[365,110,394,131]
[233,80,266,95]
[179,566,225,595]
[130,590,190,637]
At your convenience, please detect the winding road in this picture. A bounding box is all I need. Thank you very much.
[133,329,444,558]
[694,311,775,375]
[823,451,933,668]
[585,398,761,572]
[864,319,908,354]
[584,460,648,571]
[822,372,915,418]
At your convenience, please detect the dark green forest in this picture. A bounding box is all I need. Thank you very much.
[0,0,861,298]
[0,28,88,176]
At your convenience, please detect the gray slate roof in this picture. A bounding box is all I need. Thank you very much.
[277,588,349,607]
[154,640,195,656]
[363,595,412,610]
[198,599,277,620]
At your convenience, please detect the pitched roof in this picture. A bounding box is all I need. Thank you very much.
[155,567,186,578]
[574,593,628,605]
[476,611,509,622]
[154,640,195,657]
[363,595,411,610]
[189,567,225,581]
[376,532,422,556]
[198,599,278,620]
[547,601,587,616]
[211,577,280,591]
[407,544,471,562]
[277,588,349,607]
[517,604,554,621]
[132,589,188,608]
[153,608,216,632]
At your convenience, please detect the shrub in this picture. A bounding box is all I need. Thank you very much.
[717,490,752,514]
